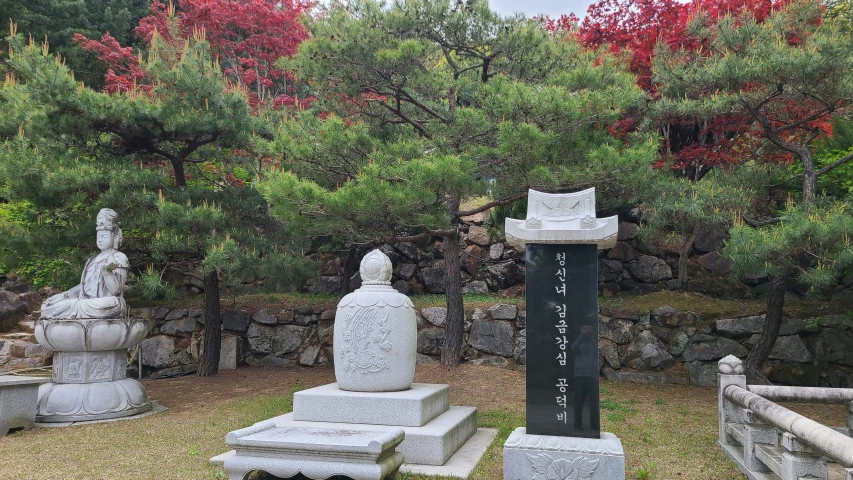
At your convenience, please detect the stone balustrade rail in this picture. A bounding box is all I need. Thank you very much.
[717,355,853,480]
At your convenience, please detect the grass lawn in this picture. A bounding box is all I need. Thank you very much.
[0,365,846,480]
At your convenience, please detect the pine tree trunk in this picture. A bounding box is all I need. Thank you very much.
[198,269,221,377]
[744,276,787,384]
[342,246,357,294]
[441,196,464,368]
[171,159,187,187]
[677,231,697,290]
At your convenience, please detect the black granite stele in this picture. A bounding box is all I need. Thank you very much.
[525,243,600,438]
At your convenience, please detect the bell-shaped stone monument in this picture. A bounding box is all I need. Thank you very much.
[334,250,417,392]
[35,208,153,422]
[215,249,493,480]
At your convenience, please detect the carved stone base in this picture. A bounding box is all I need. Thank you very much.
[223,421,404,480]
[503,428,625,480]
[36,378,152,422]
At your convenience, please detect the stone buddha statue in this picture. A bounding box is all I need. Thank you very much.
[41,208,129,320]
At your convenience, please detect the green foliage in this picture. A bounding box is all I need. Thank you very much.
[726,199,853,295]
[635,462,658,480]
[264,0,658,250]
[0,0,152,87]
[640,168,755,245]
[0,24,312,293]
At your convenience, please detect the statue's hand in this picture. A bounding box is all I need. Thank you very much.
[104,262,118,273]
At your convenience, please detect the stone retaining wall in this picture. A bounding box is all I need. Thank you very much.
[125,303,853,387]
[305,220,751,299]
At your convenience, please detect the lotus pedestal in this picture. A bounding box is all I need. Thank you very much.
[34,317,152,422]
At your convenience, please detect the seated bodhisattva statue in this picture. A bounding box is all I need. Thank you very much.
[41,208,129,320]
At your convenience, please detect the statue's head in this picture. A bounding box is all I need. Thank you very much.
[95,208,123,251]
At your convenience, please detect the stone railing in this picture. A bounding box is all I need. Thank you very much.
[717,355,853,480]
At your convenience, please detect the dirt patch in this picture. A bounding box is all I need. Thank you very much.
[144,364,526,414]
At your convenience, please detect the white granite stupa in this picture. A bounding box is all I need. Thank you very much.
[214,249,492,479]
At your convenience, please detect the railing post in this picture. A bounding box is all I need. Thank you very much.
[742,408,777,472]
[780,432,828,480]
[718,355,747,447]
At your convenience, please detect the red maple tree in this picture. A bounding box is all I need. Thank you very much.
[546,0,826,177]
[75,0,311,108]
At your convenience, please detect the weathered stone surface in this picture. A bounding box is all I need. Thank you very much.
[696,251,732,275]
[299,344,320,367]
[320,309,336,321]
[618,221,639,241]
[485,261,524,291]
[598,259,623,282]
[258,355,291,367]
[140,335,177,368]
[252,309,278,325]
[681,334,748,362]
[716,315,806,337]
[392,280,411,295]
[669,331,689,356]
[599,317,633,345]
[810,329,853,366]
[814,315,853,331]
[0,291,27,332]
[622,330,675,371]
[164,308,188,322]
[422,307,447,328]
[488,304,517,321]
[607,242,638,263]
[416,353,437,365]
[461,281,489,294]
[421,266,446,294]
[768,363,823,386]
[824,366,853,388]
[463,244,484,276]
[293,312,319,327]
[417,327,445,356]
[17,292,41,313]
[600,338,620,369]
[694,228,729,253]
[160,317,201,336]
[489,243,505,261]
[394,263,418,281]
[308,276,341,294]
[247,324,308,355]
[23,344,48,359]
[467,225,491,246]
[394,242,419,261]
[470,356,508,367]
[659,311,697,328]
[469,319,514,357]
[686,361,718,387]
[627,256,673,283]
[222,310,252,332]
[768,335,813,363]
[514,331,526,365]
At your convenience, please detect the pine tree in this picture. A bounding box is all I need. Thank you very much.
[261,0,658,367]
[653,0,853,381]
[1,22,312,377]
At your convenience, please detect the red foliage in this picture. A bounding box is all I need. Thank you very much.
[566,0,829,172]
[76,0,311,107]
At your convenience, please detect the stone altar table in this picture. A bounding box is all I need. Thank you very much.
[504,188,626,480]
[223,421,405,480]
[0,375,48,436]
